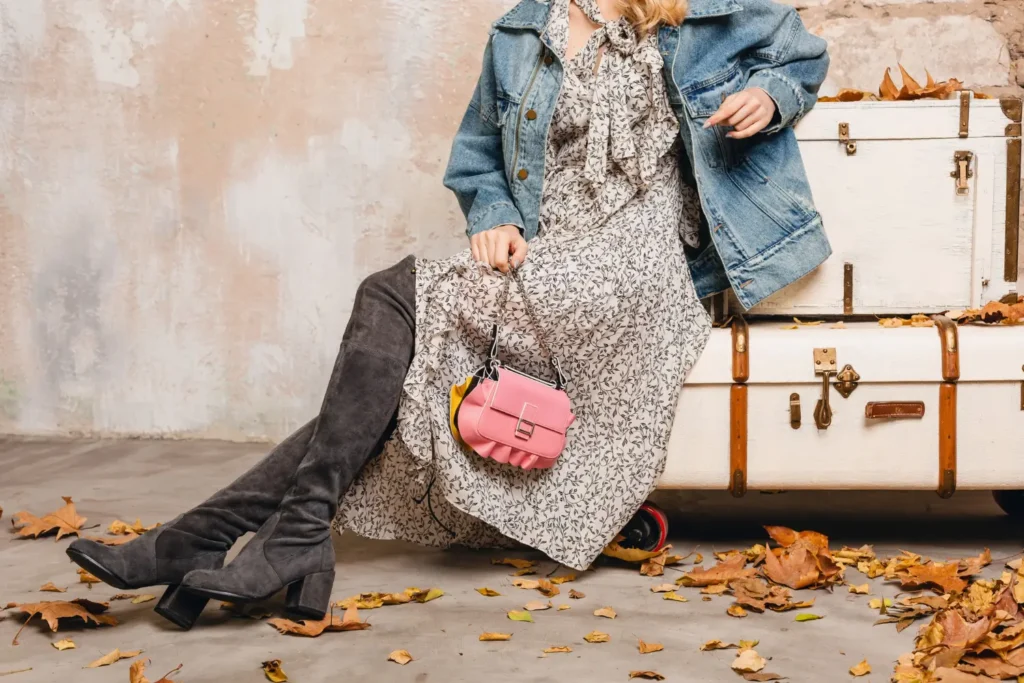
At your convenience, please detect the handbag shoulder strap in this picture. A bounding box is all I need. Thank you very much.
[492,266,569,389]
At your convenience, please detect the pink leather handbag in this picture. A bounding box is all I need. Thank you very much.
[454,267,575,471]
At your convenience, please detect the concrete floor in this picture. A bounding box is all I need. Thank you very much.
[1,437,1021,683]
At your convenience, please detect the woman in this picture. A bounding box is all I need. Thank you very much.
[66,0,830,630]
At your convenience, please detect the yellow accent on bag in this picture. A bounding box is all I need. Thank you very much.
[449,375,476,448]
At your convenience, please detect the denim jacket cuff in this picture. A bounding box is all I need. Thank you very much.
[748,70,806,135]
[467,202,526,238]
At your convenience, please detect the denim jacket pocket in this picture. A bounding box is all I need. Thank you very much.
[681,64,749,169]
[496,89,520,128]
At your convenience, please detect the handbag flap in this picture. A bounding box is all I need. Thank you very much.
[488,367,572,433]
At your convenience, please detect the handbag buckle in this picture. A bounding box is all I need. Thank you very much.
[516,404,537,440]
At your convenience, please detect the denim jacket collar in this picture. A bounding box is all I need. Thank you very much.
[493,0,743,32]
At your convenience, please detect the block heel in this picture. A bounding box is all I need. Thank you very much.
[154,584,209,630]
[285,570,336,621]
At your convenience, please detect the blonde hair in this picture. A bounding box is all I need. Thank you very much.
[618,0,688,33]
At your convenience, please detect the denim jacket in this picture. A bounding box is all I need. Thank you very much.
[443,0,831,309]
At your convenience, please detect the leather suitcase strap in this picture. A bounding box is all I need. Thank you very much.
[729,318,750,497]
[730,384,748,498]
[938,382,957,499]
[932,315,960,382]
[932,315,959,498]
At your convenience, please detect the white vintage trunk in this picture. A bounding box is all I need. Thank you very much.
[730,94,1022,316]
[661,322,1024,491]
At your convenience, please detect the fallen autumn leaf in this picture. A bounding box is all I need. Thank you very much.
[262,659,288,682]
[387,650,413,666]
[85,648,144,669]
[638,639,664,654]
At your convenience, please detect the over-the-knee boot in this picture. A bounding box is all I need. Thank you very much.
[65,418,316,629]
[181,256,416,619]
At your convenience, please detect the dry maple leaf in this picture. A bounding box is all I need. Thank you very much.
[262,658,288,681]
[267,605,370,637]
[728,605,748,618]
[85,648,144,668]
[629,672,665,681]
[550,573,577,585]
[12,599,117,645]
[524,600,551,612]
[83,533,138,547]
[584,630,610,643]
[733,649,767,674]
[899,562,968,595]
[640,547,673,577]
[650,584,675,593]
[479,632,512,641]
[663,592,688,603]
[702,584,729,596]
[679,555,755,587]
[958,549,992,577]
[51,638,75,651]
[11,497,86,540]
[387,650,413,666]
[638,639,664,654]
[78,568,101,585]
[569,589,585,599]
[219,602,274,620]
[109,519,159,535]
[543,645,572,653]
[594,606,617,619]
[602,536,664,564]
[128,660,182,683]
[848,583,870,595]
[512,578,540,590]
[849,660,871,677]
[476,588,500,597]
[39,583,66,593]
[557,604,570,611]
[742,674,787,682]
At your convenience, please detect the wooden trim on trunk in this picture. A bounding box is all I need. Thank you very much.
[1006,137,1021,283]
[729,384,748,498]
[932,315,960,381]
[938,382,957,499]
[731,317,749,383]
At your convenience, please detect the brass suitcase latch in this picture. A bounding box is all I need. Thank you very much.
[813,348,837,430]
[951,151,974,196]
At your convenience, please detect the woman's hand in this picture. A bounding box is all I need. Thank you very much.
[469,224,528,273]
[704,88,777,139]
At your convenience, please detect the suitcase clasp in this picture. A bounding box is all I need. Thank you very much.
[951,151,974,196]
[813,348,837,430]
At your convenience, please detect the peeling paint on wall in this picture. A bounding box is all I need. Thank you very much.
[0,0,1020,441]
[244,0,308,76]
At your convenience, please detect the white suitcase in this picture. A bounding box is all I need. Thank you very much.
[726,93,1022,317]
[661,318,1024,497]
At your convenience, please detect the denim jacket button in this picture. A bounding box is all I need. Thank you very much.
[544,54,554,66]
[526,109,537,120]
[517,169,529,181]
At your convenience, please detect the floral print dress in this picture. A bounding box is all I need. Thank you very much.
[333,0,711,571]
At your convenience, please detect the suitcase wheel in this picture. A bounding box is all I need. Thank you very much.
[993,491,1024,518]
[618,502,669,552]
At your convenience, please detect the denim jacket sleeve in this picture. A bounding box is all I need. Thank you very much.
[443,34,526,238]
[741,0,830,134]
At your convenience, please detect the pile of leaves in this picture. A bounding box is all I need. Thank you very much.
[818,64,976,103]
[883,554,1024,682]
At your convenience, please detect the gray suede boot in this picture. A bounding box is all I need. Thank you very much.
[181,256,416,619]
[66,418,316,629]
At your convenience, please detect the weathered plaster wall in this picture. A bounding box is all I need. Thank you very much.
[0,0,1021,441]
